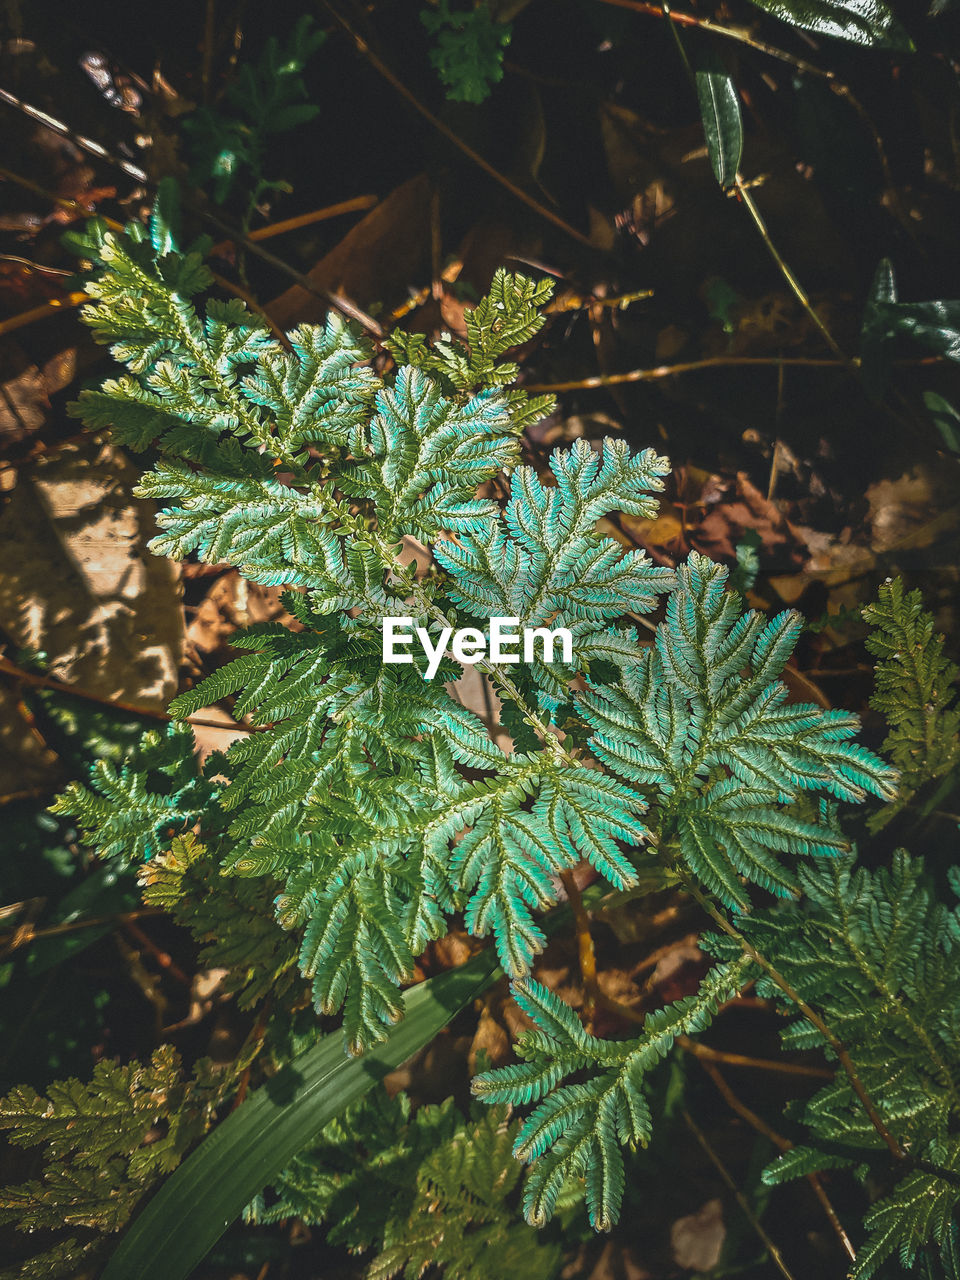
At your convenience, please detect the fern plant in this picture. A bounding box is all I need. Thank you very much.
[0,1045,249,1280]
[247,1091,564,1279]
[181,14,325,218]
[710,851,960,1279]
[11,217,957,1280]
[862,577,959,826]
[420,0,512,104]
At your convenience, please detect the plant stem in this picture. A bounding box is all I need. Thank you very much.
[559,870,599,1027]
[680,872,960,1186]
[209,195,378,254]
[683,1108,799,1280]
[0,908,164,954]
[734,176,850,366]
[700,1059,857,1262]
[323,2,595,249]
[0,654,268,734]
[526,354,848,392]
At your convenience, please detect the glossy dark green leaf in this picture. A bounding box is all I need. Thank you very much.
[101,950,500,1280]
[923,392,960,454]
[880,300,960,361]
[747,0,914,48]
[860,257,898,398]
[694,59,743,189]
[861,258,960,398]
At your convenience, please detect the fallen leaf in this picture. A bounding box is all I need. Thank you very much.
[0,438,181,708]
[267,175,434,328]
[671,1198,726,1271]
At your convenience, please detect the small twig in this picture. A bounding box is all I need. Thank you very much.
[683,1108,799,1280]
[123,919,192,986]
[0,254,73,276]
[526,353,943,393]
[210,194,378,255]
[595,989,831,1078]
[526,355,845,392]
[0,654,268,733]
[0,788,51,806]
[190,201,385,338]
[0,291,87,338]
[560,869,599,1027]
[0,908,164,953]
[0,86,147,181]
[323,2,594,249]
[700,1060,857,1262]
[0,161,381,342]
[734,176,849,365]
[768,358,785,502]
[678,1036,834,1079]
[0,163,126,223]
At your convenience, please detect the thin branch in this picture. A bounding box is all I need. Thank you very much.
[680,872,960,1186]
[209,194,378,254]
[123,919,192,986]
[700,1060,857,1262]
[0,161,381,341]
[678,1036,834,1079]
[0,86,147,181]
[187,200,385,338]
[323,2,595,249]
[595,989,831,1077]
[683,1108,799,1280]
[560,869,599,1028]
[734,176,850,365]
[0,654,267,733]
[0,291,87,338]
[0,908,164,954]
[526,354,846,392]
[526,353,943,393]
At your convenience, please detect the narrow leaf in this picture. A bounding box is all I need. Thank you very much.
[101,950,500,1280]
[695,59,743,190]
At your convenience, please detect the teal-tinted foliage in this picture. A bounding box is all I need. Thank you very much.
[6,218,957,1280]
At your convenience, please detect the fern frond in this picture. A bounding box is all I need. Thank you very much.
[579,552,896,907]
[863,577,960,825]
[250,1091,561,1280]
[704,851,960,1277]
[49,723,221,861]
[0,1047,233,1242]
[346,366,518,539]
[435,437,674,703]
[473,956,752,1230]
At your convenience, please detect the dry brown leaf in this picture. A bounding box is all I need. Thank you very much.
[267,175,435,328]
[670,1199,726,1271]
[0,438,181,708]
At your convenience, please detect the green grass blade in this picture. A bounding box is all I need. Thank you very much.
[101,949,500,1280]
